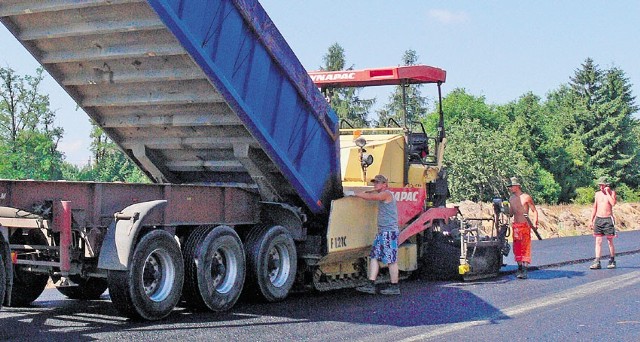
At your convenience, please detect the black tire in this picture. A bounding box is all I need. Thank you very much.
[107,229,184,321]
[245,225,297,302]
[7,229,50,306]
[56,276,108,300]
[182,225,246,311]
[419,230,462,280]
[0,251,5,310]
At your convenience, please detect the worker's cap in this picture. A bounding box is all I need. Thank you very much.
[371,175,388,183]
[507,177,521,187]
[597,176,609,185]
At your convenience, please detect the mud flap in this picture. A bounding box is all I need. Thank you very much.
[98,200,167,271]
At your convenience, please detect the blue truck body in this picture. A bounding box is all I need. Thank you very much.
[0,0,341,214]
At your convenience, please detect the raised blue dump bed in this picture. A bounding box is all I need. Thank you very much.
[0,0,341,214]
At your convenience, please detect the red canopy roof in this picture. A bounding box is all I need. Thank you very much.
[308,65,446,88]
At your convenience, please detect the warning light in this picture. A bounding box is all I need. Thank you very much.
[458,264,470,275]
[11,252,18,264]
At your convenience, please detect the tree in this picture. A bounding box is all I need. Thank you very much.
[445,118,536,202]
[596,67,639,186]
[568,59,640,187]
[59,161,94,181]
[438,89,563,203]
[534,86,592,202]
[321,43,374,127]
[633,120,640,186]
[432,88,506,131]
[500,93,545,163]
[61,122,148,183]
[90,122,109,166]
[499,93,562,203]
[94,148,148,183]
[570,58,602,116]
[88,122,148,183]
[0,67,64,179]
[375,50,429,128]
[321,43,347,72]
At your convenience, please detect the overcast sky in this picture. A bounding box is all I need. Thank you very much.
[1,1,638,165]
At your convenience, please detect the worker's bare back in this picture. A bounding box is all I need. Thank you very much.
[510,192,535,224]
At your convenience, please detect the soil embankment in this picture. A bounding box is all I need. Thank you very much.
[455,201,640,238]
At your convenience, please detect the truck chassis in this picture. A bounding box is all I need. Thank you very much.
[0,180,283,320]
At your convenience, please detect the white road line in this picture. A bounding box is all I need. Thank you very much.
[391,271,640,342]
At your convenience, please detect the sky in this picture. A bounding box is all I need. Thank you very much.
[1,1,639,166]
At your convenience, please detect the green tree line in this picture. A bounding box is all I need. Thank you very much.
[0,67,147,183]
[1,50,638,204]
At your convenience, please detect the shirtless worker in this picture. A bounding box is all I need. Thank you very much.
[589,177,617,269]
[507,177,539,279]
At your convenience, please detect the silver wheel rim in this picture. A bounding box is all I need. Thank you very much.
[268,243,290,287]
[211,246,237,294]
[142,248,175,302]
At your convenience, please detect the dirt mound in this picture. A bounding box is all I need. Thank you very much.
[453,201,640,239]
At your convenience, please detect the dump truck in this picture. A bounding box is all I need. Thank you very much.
[0,0,509,321]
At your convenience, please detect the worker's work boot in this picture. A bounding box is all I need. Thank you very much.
[516,265,523,279]
[516,267,528,279]
[380,283,401,295]
[356,281,377,294]
[589,260,601,270]
[607,259,616,269]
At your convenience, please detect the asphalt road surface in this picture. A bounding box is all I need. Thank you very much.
[1,232,639,341]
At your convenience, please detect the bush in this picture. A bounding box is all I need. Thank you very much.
[533,167,561,204]
[573,186,595,204]
[616,184,640,202]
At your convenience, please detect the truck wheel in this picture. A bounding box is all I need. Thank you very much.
[182,225,245,311]
[107,229,184,320]
[7,229,50,306]
[56,276,108,300]
[0,252,5,309]
[245,225,296,302]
